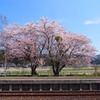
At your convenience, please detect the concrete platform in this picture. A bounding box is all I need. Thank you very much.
[0,79,100,92]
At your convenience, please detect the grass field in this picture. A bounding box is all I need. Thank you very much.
[0,66,100,76]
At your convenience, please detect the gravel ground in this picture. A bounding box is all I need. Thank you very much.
[0,96,100,100]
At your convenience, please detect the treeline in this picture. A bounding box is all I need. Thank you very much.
[91,55,100,65]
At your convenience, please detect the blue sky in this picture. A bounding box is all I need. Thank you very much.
[0,0,100,54]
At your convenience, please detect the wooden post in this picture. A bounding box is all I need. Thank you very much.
[19,84,22,91]
[80,83,82,91]
[0,85,2,91]
[30,84,32,91]
[9,84,12,91]
[90,83,92,91]
[50,84,52,91]
[60,84,62,91]
[70,84,72,91]
[40,84,42,91]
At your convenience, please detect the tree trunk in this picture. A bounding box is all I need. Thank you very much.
[54,70,59,76]
[4,51,7,77]
[31,65,38,76]
[52,64,65,76]
[52,64,60,76]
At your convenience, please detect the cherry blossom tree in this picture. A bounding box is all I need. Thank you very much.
[37,18,96,76]
[0,24,20,76]
[0,16,9,76]
[6,23,44,75]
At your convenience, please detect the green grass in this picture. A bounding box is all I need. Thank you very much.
[0,66,100,77]
[0,75,100,79]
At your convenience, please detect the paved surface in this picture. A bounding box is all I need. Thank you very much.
[0,78,100,84]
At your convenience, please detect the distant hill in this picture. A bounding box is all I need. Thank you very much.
[91,54,100,65]
[96,55,100,59]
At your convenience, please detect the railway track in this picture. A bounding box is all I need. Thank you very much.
[0,91,100,96]
[0,91,100,100]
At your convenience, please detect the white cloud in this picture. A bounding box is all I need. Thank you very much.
[84,19,100,25]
